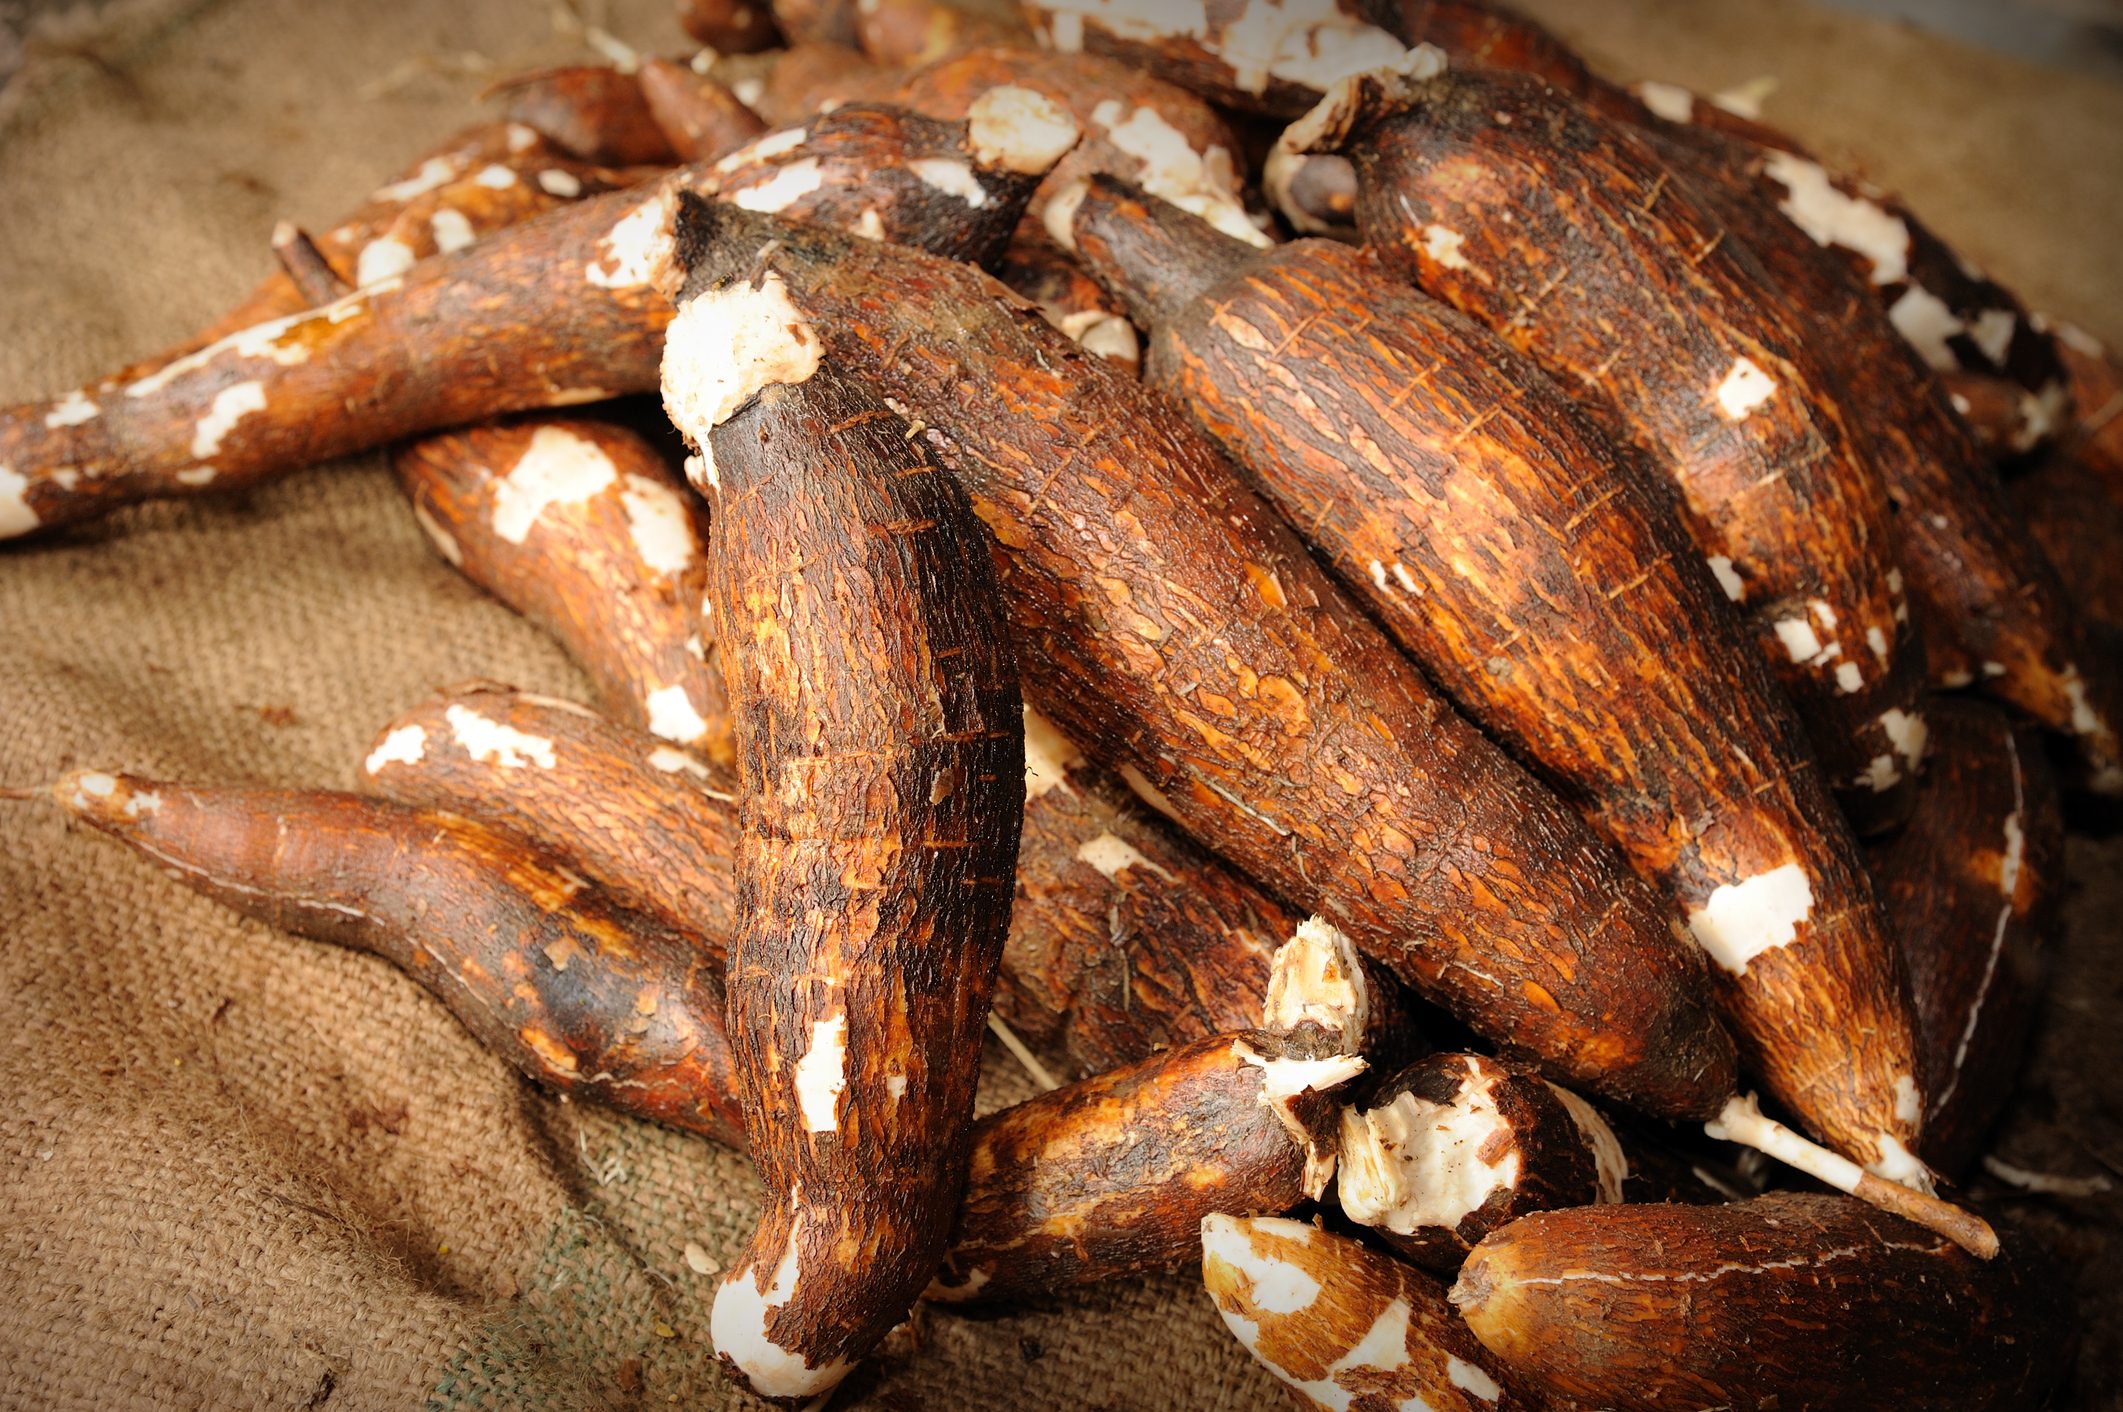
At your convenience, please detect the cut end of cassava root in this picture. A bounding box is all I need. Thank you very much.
[1279,43,1446,159]
[1707,1094,1997,1258]
[966,85,1081,174]
[1260,915,1369,1049]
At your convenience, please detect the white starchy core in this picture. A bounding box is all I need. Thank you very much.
[0,465,38,538]
[1281,44,1447,159]
[1970,308,2016,365]
[1261,915,1369,1044]
[1686,862,1815,974]
[538,168,583,198]
[506,123,539,153]
[1022,704,1084,797]
[174,467,217,486]
[1545,1082,1629,1204]
[718,127,808,172]
[445,704,556,769]
[1887,284,1965,371]
[473,163,517,189]
[1338,1056,1521,1236]
[793,1013,848,1131]
[586,188,675,289]
[1870,1133,1934,1191]
[1421,223,1470,271]
[645,684,711,743]
[2013,379,2072,454]
[1880,707,1927,772]
[190,381,267,460]
[1714,356,1779,421]
[1894,1073,1921,1125]
[1773,617,1823,663]
[356,236,417,287]
[1090,100,1269,248]
[45,390,99,428]
[1074,831,1178,882]
[967,86,1080,175]
[126,306,334,398]
[374,155,461,203]
[1867,626,1889,658]
[430,207,476,253]
[1858,753,1901,793]
[1041,177,1091,252]
[1635,79,1695,123]
[1705,554,1746,602]
[710,1212,854,1399]
[1834,661,1864,694]
[1762,149,1910,285]
[728,158,825,214]
[1199,1213,1320,1314]
[661,272,824,452]
[1449,1357,1503,1402]
[1235,1042,1367,1100]
[911,157,989,207]
[364,725,427,775]
[618,473,697,575]
[1119,762,1184,822]
[648,745,712,779]
[490,426,619,543]
[1261,145,1334,235]
[1073,313,1140,364]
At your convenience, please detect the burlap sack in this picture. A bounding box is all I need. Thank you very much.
[2,1,2118,1407]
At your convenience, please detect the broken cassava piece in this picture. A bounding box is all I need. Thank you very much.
[668,325,1024,1396]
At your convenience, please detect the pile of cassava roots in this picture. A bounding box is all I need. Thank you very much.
[11,0,2122,1406]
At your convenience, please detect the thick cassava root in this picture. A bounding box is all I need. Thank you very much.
[0,96,1074,539]
[1062,174,1928,1179]
[659,193,1740,1125]
[671,353,1024,1399]
[46,770,747,1146]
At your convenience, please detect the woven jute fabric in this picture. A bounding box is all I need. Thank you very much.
[2,1,2118,1408]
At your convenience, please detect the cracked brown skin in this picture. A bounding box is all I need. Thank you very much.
[666,198,1737,1123]
[392,416,735,767]
[857,0,1027,67]
[996,235,1139,372]
[1018,0,1390,117]
[1067,178,1916,1165]
[363,684,1409,1079]
[51,771,747,1149]
[636,58,771,163]
[485,64,680,166]
[888,45,1261,239]
[1204,1215,1533,1412]
[1377,0,2071,450]
[1866,700,2064,1180]
[1631,121,2123,794]
[679,0,782,53]
[929,1030,1337,1303]
[0,102,1051,540]
[1345,1054,1608,1273]
[1453,1192,2070,1412]
[1308,67,1929,838]
[698,367,1022,1398]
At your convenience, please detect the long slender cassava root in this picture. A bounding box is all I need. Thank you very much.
[1062,175,1927,1176]
[656,193,1739,1125]
[393,415,735,765]
[667,344,1025,1398]
[1451,1193,2063,1410]
[1291,53,1932,836]
[1202,1214,1528,1412]
[0,93,1077,539]
[45,770,748,1147]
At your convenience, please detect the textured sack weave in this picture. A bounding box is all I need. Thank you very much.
[1,0,2118,1408]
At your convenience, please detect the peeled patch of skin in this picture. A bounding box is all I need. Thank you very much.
[929,1029,1349,1304]
[691,366,1022,1400]
[51,772,747,1148]
[1203,1214,1523,1412]
[1063,176,1910,1174]
[1336,1053,1608,1272]
[0,99,1060,541]
[1024,0,1411,118]
[664,196,1740,1124]
[1450,1193,2069,1412]
[887,46,1268,251]
[1300,62,1930,840]
[393,417,736,769]
[1864,699,2065,1179]
[1628,114,2123,799]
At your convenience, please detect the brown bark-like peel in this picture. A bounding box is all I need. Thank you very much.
[674,355,1023,1399]
[930,1029,1359,1303]
[392,415,734,766]
[1065,176,1923,1172]
[1867,699,2065,1178]
[0,98,1068,540]
[1452,1192,2068,1411]
[1203,1213,1530,1412]
[1300,59,1930,836]
[660,195,1738,1123]
[49,771,746,1147]
[484,63,679,166]
[636,58,772,163]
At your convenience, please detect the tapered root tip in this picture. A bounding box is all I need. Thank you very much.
[49,769,163,827]
[1855,1172,2000,1259]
